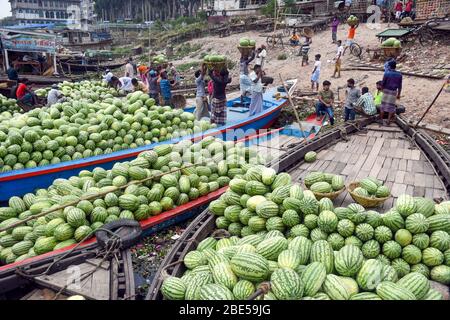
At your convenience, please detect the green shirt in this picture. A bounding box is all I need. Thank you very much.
[374,90,383,106]
[318,89,334,105]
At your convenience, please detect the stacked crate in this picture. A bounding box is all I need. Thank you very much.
[415,0,450,20]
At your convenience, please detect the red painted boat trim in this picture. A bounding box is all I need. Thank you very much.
[0,103,286,182]
[0,187,227,272]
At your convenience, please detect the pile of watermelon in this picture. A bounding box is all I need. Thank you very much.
[304,171,346,194]
[0,89,215,173]
[238,37,256,48]
[0,94,21,114]
[353,177,391,198]
[203,54,226,63]
[160,166,450,300]
[35,80,118,101]
[0,137,267,265]
[382,37,402,48]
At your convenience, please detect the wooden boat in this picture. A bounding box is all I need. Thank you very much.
[146,116,450,300]
[0,81,298,202]
[60,61,127,74]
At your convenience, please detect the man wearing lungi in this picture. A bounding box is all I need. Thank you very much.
[209,68,232,126]
[249,65,264,116]
[380,60,402,126]
[239,51,256,106]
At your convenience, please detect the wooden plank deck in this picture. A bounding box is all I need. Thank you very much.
[286,123,448,212]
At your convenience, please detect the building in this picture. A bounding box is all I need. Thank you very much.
[8,0,95,27]
[415,0,450,20]
[210,1,333,15]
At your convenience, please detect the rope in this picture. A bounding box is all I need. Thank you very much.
[0,164,197,233]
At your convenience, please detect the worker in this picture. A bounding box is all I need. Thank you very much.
[394,1,403,21]
[124,57,136,78]
[254,45,267,68]
[355,86,377,117]
[194,64,210,120]
[7,65,19,83]
[239,51,255,106]
[380,60,402,126]
[374,81,384,110]
[289,31,300,46]
[16,78,37,108]
[137,64,149,84]
[159,71,174,107]
[109,76,134,92]
[330,16,339,44]
[248,65,264,116]
[47,84,65,107]
[131,78,148,93]
[311,54,321,91]
[168,63,180,84]
[333,40,344,78]
[316,80,335,125]
[103,69,113,83]
[148,70,160,101]
[343,78,361,122]
[343,24,358,56]
[209,68,232,126]
[299,35,312,66]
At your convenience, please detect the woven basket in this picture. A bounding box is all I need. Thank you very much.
[304,184,346,201]
[381,46,402,58]
[205,61,226,71]
[237,45,255,56]
[348,182,390,208]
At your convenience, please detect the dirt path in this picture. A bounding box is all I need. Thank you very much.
[176,23,449,128]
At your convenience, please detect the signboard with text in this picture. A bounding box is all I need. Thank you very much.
[0,32,57,53]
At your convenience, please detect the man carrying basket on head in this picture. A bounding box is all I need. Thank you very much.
[239,50,256,107]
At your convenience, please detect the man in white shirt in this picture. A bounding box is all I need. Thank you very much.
[109,76,134,92]
[333,40,344,78]
[47,84,64,106]
[311,54,321,91]
[124,58,135,78]
[254,45,267,68]
[103,69,113,83]
[248,65,264,116]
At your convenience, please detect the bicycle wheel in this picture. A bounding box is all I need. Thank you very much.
[350,43,362,58]
[418,30,434,46]
[266,36,276,47]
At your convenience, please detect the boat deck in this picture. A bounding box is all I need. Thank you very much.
[286,123,448,211]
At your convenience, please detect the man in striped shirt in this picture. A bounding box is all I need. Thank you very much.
[355,87,377,116]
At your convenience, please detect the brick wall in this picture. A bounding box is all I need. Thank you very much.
[416,0,450,20]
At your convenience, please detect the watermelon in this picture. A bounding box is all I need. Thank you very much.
[230,252,269,282]
[356,259,384,291]
[288,236,312,265]
[301,262,327,297]
[232,280,255,300]
[334,245,364,277]
[430,265,450,285]
[376,281,416,300]
[199,283,234,300]
[396,272,430,299]
[310,240,334,274]
[304,151,317,163]
[161,276,186,300]
[322,274,350,300]
[270,268,304,300]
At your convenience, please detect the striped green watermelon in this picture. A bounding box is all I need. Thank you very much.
[391,258,411,278]
[230,252,269,282]
[382,241,402,259]
[405,213,429,234]
[410,263,430,278]
[331,175,345,191]
[310,182,332,193]
[426,214,450,233]
[322,274,350,300]
[301,262,327,297]
[327,233,345,251]
[282,210,300,228]
[233,280,255,300]
[255,200,279,219]
[270,268,304,300]
[212,262,238,290]
[271,173,292,190]
[277,249,300,269]
[355,223,374,242]
[304,172,325,188]
[298,197,319,215]
[261,167,277,186]
[374,225,393,243]
[197,237,217,251]
[256,236,288,260]
[422,288,443,300]
[161,276,186,300]
[430,265,450,285]
[422,247,444,267]
[349,292,382,300]
[270,186,291,204]
[397,272,430,299]
[429,230,450,251]
[414,197,435,218]
[382,210,405,232]
[304,151,317,163]
[199,283,234,300]
[376,281,416,300]
[356,259,384,291]
[362,240,381,259]
[360,178,378,195]
[282,197,303,212]
[310,240,334,274]
[334,245,364,277]
[289,184,304,200]
[395,194,417,218]
[402,245,422,264]
[337,219,355,238]
[317,210,338,233]
[288,236,312,265]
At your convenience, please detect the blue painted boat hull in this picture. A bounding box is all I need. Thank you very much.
[0,89,287,202]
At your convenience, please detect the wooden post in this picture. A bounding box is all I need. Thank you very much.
[53,54,59,75]
[4,50,9,70]
[279,74,307,139]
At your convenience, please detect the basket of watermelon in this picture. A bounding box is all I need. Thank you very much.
[237,37,256,56]
[348,178,391,208]
[203,54,226,71]
[381,37,402,58]
[303,171,346,200]
[347,15,359,27]
[152,54,169,68]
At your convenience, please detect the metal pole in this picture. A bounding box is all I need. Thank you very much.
[4,50,10,70]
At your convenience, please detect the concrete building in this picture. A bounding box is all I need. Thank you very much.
[8,0,95,27]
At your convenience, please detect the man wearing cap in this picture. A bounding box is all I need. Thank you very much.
[47,84,65,107]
